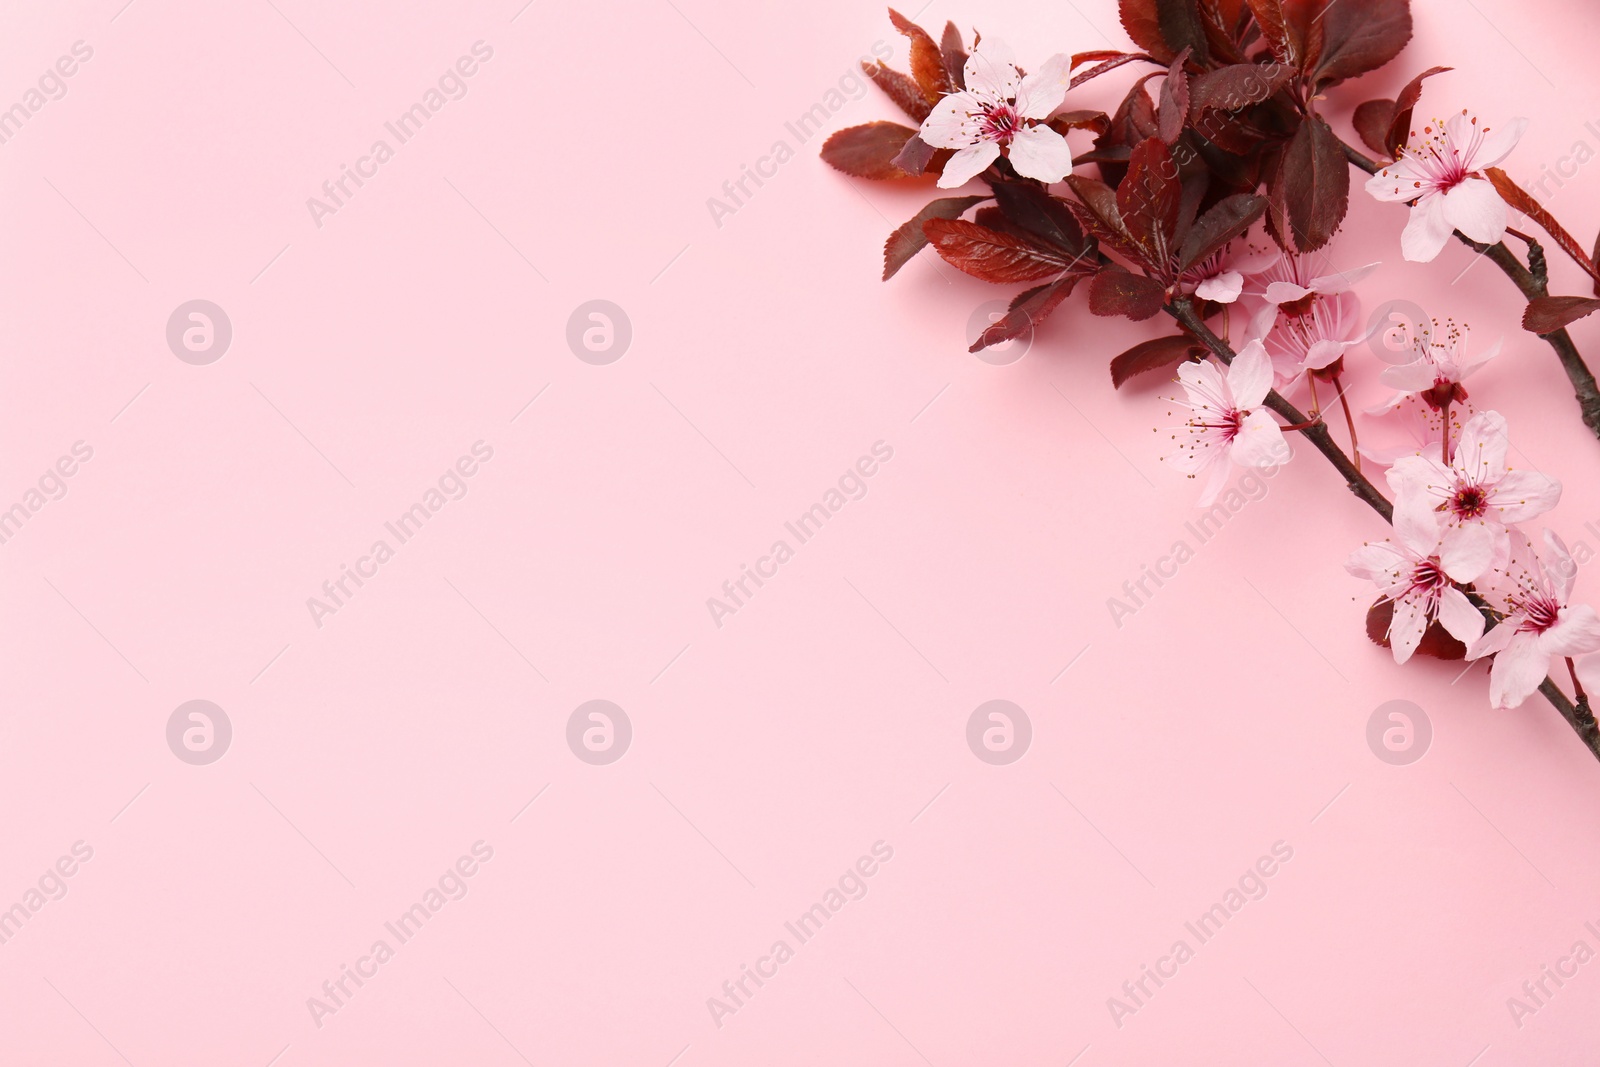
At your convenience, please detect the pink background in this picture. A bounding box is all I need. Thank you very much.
[5,0,1600,1063]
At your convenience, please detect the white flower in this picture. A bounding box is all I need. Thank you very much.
[1346,507,1490,664]
[1165,341,1292,506]
[919,41,1073,188]
[1388,410,1561,563]
[1366,110,1529,262]
[1470,531,1600,708]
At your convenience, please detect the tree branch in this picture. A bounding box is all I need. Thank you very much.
[1167,297,1600,764]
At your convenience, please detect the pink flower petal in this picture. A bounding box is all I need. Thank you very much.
[1539,605,1600,657]
[1438,585,1486,649]
[1006,124,1074,184]
[1226,340,1274,408]
[1488,630,1548,709]
[936,141,1002,189]
[1442,177,1509,245]
[1015,54,1071,120]
[1401,193,1455,262]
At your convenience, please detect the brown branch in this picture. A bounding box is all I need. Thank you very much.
[1167,297,1600,764]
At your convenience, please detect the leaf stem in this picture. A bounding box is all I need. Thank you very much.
[1167,296,1600,764]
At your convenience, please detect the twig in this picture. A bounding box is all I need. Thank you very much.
[1167,297,1600,764]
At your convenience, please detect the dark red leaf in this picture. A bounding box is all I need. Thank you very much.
[888,8,952,103]
[1353,99,1397,158]
[971,277,1083,352]
[1048,109,1112,138]
[990,181,1093,256]
[1119,138,1183,269]
[1158,51,1192,144]
[1386,66,1451,156]
[923,219,1082,283]
[1188,62,1295,115]
[1273,115,1348,252]
[1176,193,1266,272]
[1156,0,1210,63]
[1245,0,1321,71]
[1366,598,1466,660]
[821,122,920,179]
[940,22,968,87]
[1485,167,1600,286]
[1089,268,1169,320]
[1111,334,1205,387]
[861,60,932,123]
[1314,0,1412,86]
[1066,175,1147,263]
[890,133,939,176]
[1070,52,1159,89]
[1119,0,1176,63]
[883,196,987,280]
[1524,296,1600,335]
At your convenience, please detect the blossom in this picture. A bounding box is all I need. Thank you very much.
[1345,507,1490,664]
[1181,249,1244,304]
[1243,250,1379,307]
[920,42,1073,188]
[1250,289,1369,386]
[1357,398,1451,468]
[1388,410,1560,561]
[1369,318,1500,414]
[1469,531,1600,708]
[1366,110,1530,262]
[1164,340,1291,505]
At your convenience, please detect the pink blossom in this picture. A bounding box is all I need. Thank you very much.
[1469,531,1600,708]
[920,42,1073,188]
[1366,110,1529,262]
[1346,507,1490,664]
[1369,318,1500,414]
[1388,410,1561,562]
[1164,340,1291,506]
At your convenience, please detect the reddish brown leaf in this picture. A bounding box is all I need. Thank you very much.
[1352,99,1397,158]
[1158,51,1192,144]
[1070,52,1159,89]
[1485,167,1600,285]
[939,22,968,87]
[970,277,1083,352]
[888,8,952,104]
[1111,334,1205,387]
[820,122,919,179]
[1088,268,1168,320]
[861,60,932,123]
[923,219,1081,283]
[1188,62,1295,115]
[1066,175,1147,264]
[1524,296,1600,335]
[890,133,939,176]
[1119,0,1176,63]
[883,196,987,280]
[1314,0,1412,86]
[1273,115,1348,252]
[990,181,1092,256]
[1155,0,1209,62]
[1366,599,1466,660]
[1048,109,1112,138]
[1119,138,1183,269]
[1386,66,1452,156]
[1176,193,1266,272]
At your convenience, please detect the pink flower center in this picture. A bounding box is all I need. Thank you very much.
[1407,557,1448,600]
[1520,597,1560,634]
[979,103,1021,145]
[1193,408,1244,442]
[1448,484,1489,520]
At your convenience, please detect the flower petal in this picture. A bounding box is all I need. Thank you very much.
[1452,410,1509,483]
[1544,529,1578,603]
[1442,177,1509,245]
[936,141,1002,188]
[1380,357,1440,393]
[1389,594,1429,664]
[1310,262,1381,294]
[1015,53,1071,120]
[1401,194,1455,262]
[1488,630,1548,709]
[1006,123,1074,184]
[1196,452,1233,506]
[1455,114,1529,171]
[1347,542,1409,592]
[1195,270,1243,304]
[1539,604,1600,656]
[1490,469,1562,524]
[1468,619,1518,660]
[1577,654,1600,699]
[1264,281,1313,304]
[1440,521,1495,583]
[920,92,986,149]
[1366,159,1434,203]
[962,43,1020,101]
[1226,340,1274,408]
[1231,410,1290,467]
[1439,584,1487,649]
